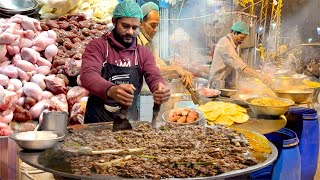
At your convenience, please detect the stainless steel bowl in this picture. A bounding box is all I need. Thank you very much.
[162,108,205,125]
[220,89,238,97]
[0,0,38,11]
[246,97,295,116]
[274,89,314,103]
[10,131,64,150]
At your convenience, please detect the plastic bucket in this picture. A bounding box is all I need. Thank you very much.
[286,107,319,180]
[250,128,301,180]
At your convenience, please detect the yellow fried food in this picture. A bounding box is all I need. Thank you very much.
[235,105,247,113]
[198,101,249,125]
[233,128,271,154]
[303,79,320,88]
[205,109,223,121]
[227,113,249,123]
[214,115,234,126]
[251,97,290,106]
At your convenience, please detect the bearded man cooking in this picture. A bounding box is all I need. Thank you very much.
[80,0,170,124]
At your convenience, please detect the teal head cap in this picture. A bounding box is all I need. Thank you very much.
[141,2,159,18]
[113,0,143,20]
[231,21,250,35]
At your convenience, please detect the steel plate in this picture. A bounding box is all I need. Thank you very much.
[0,0,38,10]
[18,122,278,180]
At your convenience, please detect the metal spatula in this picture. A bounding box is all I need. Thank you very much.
[152,103,161,128]
[112,106,132,132]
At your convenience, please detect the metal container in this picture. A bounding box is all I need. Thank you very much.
[246,97,295,116]
[41,111,68,139]
[275,89,314,103]
[193,77,208,89]
[162,108,205,125]
[0,0,38,11]
[220,89,238,97]
[10,131,64,150]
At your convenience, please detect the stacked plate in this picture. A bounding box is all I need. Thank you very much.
[0,0,39,17]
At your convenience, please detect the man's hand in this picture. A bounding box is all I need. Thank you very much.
[107,84,136,106]
[258,74,272,86]
[173,66,194,88]
[153,83,171,104]
[180,71,193,88]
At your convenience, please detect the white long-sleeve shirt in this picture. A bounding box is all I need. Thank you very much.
[209,34,248,88]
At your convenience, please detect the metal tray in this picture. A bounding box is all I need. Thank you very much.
[18,122,278,179]
[0,0,38,11]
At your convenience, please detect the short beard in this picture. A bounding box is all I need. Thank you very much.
[113,25,134,48]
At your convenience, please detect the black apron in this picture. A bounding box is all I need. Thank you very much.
[84,40,141,123]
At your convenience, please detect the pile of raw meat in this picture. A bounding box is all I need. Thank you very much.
[0,14,108,136]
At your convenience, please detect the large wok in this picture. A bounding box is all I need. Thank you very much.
[18,122,278,180]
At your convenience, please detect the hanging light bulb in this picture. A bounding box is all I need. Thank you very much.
[273,0,278,6]
[250,18,254,27]
[271,22,277,30]
[258,26,264,34]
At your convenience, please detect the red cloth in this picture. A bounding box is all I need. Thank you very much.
[80,32,165,101]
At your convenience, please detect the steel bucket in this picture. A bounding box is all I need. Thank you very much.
[41,111,68,140]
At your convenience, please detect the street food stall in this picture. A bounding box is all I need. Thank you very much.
[0,0,319,180]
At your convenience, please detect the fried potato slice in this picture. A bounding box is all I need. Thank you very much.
[227,113,250,123]
[214,115,234,126]
[205,109,223,121]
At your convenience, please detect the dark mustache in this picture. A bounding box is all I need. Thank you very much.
[124,35,134,39]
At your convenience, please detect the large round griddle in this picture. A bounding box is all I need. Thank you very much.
[18,122,278,180]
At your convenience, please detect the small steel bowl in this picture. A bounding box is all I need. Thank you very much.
[220,89,238,97]
[10,131,64,151]
[0,0,38,11]
[162,108,205,125]
[274,89,314,103]
[246,97,295,116]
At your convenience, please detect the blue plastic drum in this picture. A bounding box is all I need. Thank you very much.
[250,128,301,180]
[286,107,319,180]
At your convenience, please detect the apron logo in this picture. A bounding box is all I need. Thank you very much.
[116,59,131,67]
[109,74,130,85]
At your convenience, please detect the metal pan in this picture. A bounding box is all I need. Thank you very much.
[18,142,277,180]
[18,122,278,179]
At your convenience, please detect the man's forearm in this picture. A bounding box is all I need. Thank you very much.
[243,67,260,79]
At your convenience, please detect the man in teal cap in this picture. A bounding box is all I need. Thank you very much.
[208,21,270,89]
[137,2,193,88]
[80,0,170,124]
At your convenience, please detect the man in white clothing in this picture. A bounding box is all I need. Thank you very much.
[209,21,270,88]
